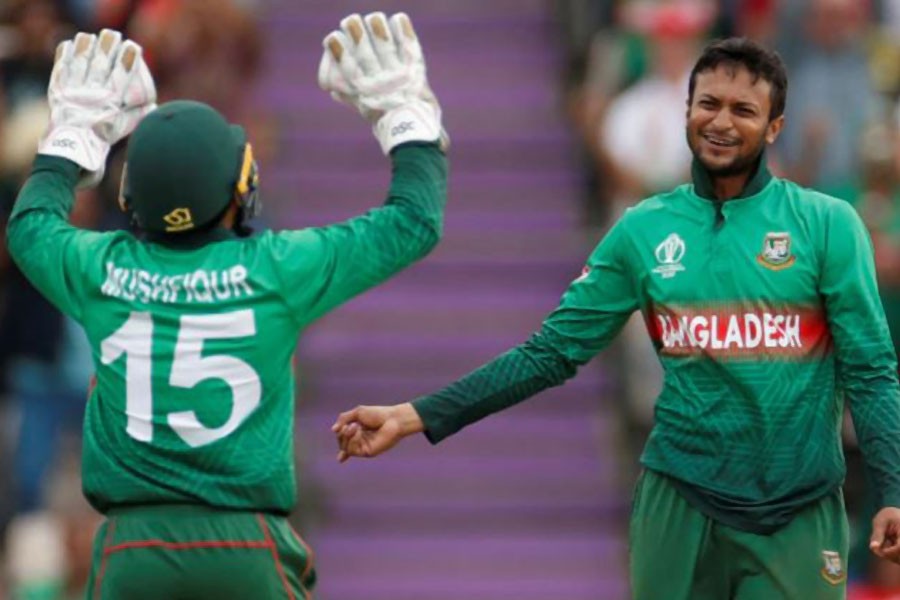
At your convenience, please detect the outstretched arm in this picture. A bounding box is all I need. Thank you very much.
[333,218,641,459]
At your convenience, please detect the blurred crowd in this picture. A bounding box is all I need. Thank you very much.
[0,0,899,598]
[556,1,900,598]
[0,0,264,597]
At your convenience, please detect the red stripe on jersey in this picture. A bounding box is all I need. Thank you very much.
[646,304,831,358]
[97,522,302,598]
[104,539,271,553]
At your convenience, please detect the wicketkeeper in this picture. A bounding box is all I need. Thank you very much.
[6,12,448,599]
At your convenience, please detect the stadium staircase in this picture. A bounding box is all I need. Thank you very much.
[259,1,629,598]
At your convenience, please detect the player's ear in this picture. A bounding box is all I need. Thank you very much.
[765,115,784,144]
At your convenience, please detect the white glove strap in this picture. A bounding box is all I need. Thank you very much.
[374,100,443,155]
[38,126,110,187]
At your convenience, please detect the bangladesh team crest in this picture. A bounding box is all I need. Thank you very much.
[757,231,795,270]
[820,550,846,585]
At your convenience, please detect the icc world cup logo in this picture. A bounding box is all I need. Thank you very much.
[652,233,686,278]
[655,233,685,265]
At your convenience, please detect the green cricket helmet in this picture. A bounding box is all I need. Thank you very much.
[120,100,260,236]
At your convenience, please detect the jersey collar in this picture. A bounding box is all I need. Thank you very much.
[690,149,773,201]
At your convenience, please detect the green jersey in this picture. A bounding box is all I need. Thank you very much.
[413,161,900,533]
[7,145,447,514]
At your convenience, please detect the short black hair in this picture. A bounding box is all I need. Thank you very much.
[688,37,788,121]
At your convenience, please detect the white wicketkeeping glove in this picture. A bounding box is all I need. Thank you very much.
[318,12,449,155]
[39,29,157,187]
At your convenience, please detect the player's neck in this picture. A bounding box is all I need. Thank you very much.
[691,151,772,202]
[220,202,240,230]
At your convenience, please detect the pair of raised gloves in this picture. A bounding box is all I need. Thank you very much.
[37,12,445,189]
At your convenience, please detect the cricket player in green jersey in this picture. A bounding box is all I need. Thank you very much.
[333,38,900,599]
[6,12,448,600]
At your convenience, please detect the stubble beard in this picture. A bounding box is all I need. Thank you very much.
[687,127,766,179]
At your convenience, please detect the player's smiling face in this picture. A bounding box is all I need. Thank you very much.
[686,64,784,177]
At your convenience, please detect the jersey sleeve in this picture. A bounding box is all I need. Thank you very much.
[412,217,641,443]
[269,143,447,326]
[820,199,900,508]
[6,156,109,323]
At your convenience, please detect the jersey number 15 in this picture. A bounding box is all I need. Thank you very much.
[100,309,261,448]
